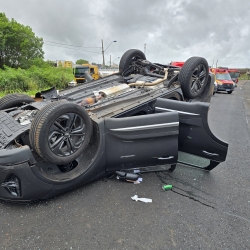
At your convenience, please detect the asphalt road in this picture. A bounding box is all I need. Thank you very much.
[0,81,250,250]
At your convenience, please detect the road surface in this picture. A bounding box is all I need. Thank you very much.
[0,81,249,249]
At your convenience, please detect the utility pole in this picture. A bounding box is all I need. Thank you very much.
[102,40,117,68]
[102,39,105,68]
[211,58,215,68]
[110,55,111,68]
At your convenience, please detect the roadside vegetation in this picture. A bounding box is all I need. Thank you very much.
[239,74,250,80]
[0,59,72,97]
[0,12,72,97]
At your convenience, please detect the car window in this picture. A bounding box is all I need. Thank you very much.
[178,151,210,169]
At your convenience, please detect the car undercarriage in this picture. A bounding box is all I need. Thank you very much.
[0,49,228,202]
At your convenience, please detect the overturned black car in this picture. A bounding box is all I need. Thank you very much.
[0,49,228,202]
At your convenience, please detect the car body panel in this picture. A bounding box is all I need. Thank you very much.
[105,112,179,171]
[155,98,228,169]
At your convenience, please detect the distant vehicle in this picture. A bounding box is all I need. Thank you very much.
[210,68,235,94]
[170,61,185,67]
[72,64,100,85]
[217,67,240,87]
[227,69,240,86]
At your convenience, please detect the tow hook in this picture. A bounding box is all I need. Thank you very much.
[115,171,139,181]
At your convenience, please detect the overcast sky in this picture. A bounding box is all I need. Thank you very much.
[1,0,250,67]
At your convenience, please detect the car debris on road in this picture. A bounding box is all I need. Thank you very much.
[131,195,152,203]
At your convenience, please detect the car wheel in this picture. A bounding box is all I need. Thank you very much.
[29,101,93,165]
[119,49,146,76]
[227,91,233,94]
[0,93,35,110]
[178,57,209,99]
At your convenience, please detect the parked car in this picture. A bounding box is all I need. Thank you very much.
[0,49,228,202]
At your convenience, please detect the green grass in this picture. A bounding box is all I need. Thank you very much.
[0,64,73,97]
[239,74,250,80]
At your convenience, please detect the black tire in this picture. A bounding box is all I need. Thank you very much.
[29,101,92,165]
[227,91,233,94]
[178,57,209,99]
[0,93,35,110]
[119,49,146,76]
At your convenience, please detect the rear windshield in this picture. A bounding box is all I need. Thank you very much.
[216,73,231,80]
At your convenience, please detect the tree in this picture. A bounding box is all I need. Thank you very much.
[0,12,44,69]
[46,60,57,67]
[76,59,89,64]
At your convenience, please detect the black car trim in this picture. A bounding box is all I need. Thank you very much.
[0,146,36,165]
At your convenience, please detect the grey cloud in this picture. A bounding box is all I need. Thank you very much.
[1,0,250,67]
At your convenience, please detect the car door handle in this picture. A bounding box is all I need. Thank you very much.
[157,156,174,160]
[203,150,219,156]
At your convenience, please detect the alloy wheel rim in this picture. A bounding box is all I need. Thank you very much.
[190,64,207,94]
[48,113,86,157]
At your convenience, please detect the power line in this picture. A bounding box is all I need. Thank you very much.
[44,40,101,49]
[43,42,101,54]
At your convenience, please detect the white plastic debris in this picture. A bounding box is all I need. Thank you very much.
[131,195,152,203]
[133,177,143,184]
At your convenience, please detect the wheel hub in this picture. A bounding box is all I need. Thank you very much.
[64,132,70,137]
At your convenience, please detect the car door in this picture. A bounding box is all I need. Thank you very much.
[104,112,179,171]
[155,98,228,170]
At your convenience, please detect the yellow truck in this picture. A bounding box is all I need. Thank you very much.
[72,64,100,84]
